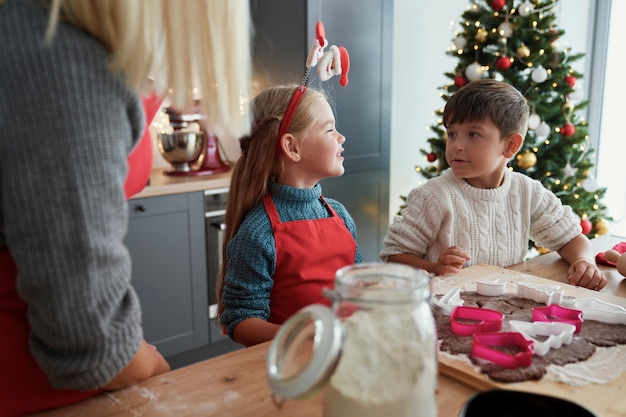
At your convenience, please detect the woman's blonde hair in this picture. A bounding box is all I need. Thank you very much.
[216,85,328,321]
[45,0,251,140]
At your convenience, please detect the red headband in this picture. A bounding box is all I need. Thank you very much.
[277,86,307,143]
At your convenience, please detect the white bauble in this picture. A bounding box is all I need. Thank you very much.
[498,22,513,38]
[535,121,551,137]
[465,62,484,81]
[518,1,534,17]
[453,35,467,50]
[528,114,541,130]
[583,175,600,192]
[531,66,548,83]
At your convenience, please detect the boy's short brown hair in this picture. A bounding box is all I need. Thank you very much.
[443,79,529,139]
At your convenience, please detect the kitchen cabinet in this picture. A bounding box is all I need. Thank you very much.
[251,0,393,261]
[125,192,210,358]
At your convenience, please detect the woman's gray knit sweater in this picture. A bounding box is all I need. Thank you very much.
[0,0,145,390]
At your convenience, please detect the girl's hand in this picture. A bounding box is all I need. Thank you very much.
[567,259,607,290]
[434,245,471,276]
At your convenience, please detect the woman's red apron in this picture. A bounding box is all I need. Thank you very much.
[0,94,162,416]
[263,194,357,324]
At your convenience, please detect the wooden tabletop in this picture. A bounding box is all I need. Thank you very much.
[34,234,625,417]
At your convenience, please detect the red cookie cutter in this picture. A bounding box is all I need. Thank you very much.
[450,306,504,336]
[472,332,534,368]
[532,304,583,333]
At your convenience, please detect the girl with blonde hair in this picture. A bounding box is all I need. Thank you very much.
[217,85,362,347]
[0,0,250,414]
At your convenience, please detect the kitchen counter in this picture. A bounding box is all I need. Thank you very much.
[33,234,626,417]
[130,168,232,199]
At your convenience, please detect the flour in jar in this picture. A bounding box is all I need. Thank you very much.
[323,306,437,417]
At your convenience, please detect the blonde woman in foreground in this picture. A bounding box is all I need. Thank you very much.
[0,0,251,414]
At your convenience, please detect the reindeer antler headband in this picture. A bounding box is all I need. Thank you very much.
[276,22,350,143]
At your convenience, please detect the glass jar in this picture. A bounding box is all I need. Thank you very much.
[267,262,437,417]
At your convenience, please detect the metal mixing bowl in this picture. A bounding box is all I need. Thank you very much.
[157,132,205,172]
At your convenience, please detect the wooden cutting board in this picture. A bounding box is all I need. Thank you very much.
[433,264,626,417]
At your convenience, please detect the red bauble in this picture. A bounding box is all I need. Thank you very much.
[491,0,506,11]
[496,56,511,70]
[561,123,575,137]
[427,152,437,163]
[581,218,592,235]
[454,75,467,88]
[564,75,576,87]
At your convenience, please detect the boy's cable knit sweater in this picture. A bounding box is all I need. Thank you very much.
[220,184,362,338]
[0,0,144,390]
[380,169,581,267]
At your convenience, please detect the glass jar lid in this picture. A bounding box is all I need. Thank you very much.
[266,304,343,400]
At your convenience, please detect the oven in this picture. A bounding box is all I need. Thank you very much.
[204,187,229,343]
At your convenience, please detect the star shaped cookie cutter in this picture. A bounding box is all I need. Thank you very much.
[508,320,576,356]
[472,332,534,368]
[532,304,583,333]
[450,306,504,336]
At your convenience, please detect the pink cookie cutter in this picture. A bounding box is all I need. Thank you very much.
[532,304,583,333]
[509,320,575,356]
[472,332,534,368]
[450,306,504,336]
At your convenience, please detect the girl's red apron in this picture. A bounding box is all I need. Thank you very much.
[0,94,162,416]
[263,194,357,324]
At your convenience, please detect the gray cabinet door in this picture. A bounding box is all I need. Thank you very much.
[251,0,393,261]
[125,192,209,357]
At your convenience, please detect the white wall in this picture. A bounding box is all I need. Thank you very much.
[389,0,594,220]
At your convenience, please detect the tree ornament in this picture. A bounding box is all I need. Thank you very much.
[496,56,512,70]
[564,74,576,87]
[595,218,610,236]
[491,0,506,11]
[561,101,575,114]
[528,114,541,130]
[465,62,484,81]
[535,121,551,137]
[582,175,600,192]
[453,35,467,50]
[531,66,548,83]
[516,44,531,58]
[518,1,534,17]
[516,151,537,169]
[562,161,578,178]
[560,123,575,137]
[475,28,489,43]
[427,152,437,163]
[454,75,468,88]
[498,22,514,38]
[580,218,592,235]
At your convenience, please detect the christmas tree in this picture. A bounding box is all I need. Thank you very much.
[416,0,611,247]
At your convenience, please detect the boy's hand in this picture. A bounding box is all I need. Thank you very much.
[435,245,471,276]
[567,259,606,290]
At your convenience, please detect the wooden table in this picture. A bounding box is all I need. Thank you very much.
[34,234,625,417]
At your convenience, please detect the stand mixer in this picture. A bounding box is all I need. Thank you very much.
[157,108,231,176]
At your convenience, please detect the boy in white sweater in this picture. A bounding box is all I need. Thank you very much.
[380,79,606,290]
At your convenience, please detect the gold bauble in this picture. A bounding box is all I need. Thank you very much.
[516,151,537,169]
[475,28,488,43]
[516,44,531,58]
[595,218,610,235]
